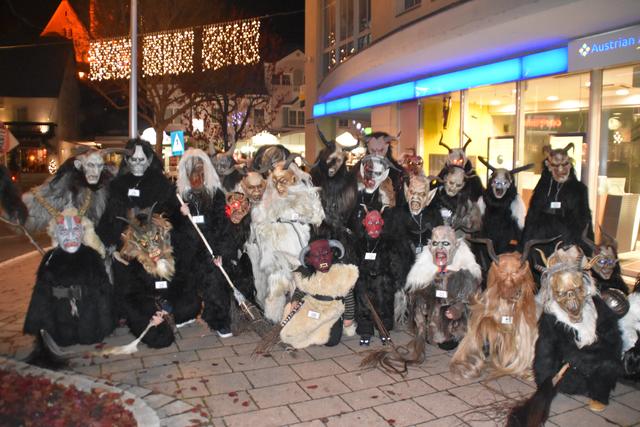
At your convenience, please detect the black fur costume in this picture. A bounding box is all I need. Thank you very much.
[97,141,180,249]
[226,213,256,306]
[534,295,622,404]
[354,214,414,339]
[388,204,443,256]
[24,245,115,346]
[522,166,593,262]
[477,180,524,255]
[435,158,483,203]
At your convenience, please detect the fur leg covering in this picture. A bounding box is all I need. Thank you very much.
[264,271,294,322]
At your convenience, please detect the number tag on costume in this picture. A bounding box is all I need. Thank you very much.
[365,252,377,261]
[501,316,513,325]
[550,201,561,209]
[436,289,448,299]
[128,188,140,197]
[307,310,320,319]
[440,209,452,220]
[193,215,205,224]
[155,281,168,289]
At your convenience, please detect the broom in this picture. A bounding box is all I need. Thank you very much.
[0,216,45,255]
[176,193,264,324]
[253,300,305,355]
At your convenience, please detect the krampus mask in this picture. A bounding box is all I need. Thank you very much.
[271,163,297,196]
[177,149,221,196]
[119,206,175,280]
[443,167,466,197]
[478,157,534,200]
[544,143,575,183]
[360,155,392,193]
[299,239,345,273]
[366,133,394,157]
[241,172,267,203]
[126,145,153,177]
[404,174,437,215]
[225,192,250,224]
[74,150,105,185]
[429,225,458,272]
[583,226,619,280]
[210,140,236,177]
[439,133,472,169]
[54,213,83,254]
[403,154,424,176]
[362,206,385,239]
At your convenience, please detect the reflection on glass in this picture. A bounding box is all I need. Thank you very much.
[421,92,461,176]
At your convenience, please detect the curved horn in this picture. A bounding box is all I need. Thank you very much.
[30,188,61,217]
[582,225,597,251]
[462,132,472,151]
[316,126,331,148]
[380,204,389,214]
[535,248,549,267]
[284,153,312,170]
[299,245,311,268]
[328,239,345,259]
[224,138,237,157]
[360,203,369,214]
[115,216,132,225]
[467,237,499,264]
[598,225,618,251]
[148,202,158,221]
[563,143,575,154]
[510,163,534,175]
[438,132,452,152]
[534,264,546,273]
[477,156,496,172]
[521,235,561,265]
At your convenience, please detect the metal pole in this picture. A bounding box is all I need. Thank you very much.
[129,0,138,138]
[587,69,603,225]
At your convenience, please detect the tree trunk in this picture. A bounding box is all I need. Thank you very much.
[155,125,164,164]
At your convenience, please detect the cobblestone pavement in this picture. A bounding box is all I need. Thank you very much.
[1,251,639,427]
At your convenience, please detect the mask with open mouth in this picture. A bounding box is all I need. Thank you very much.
[404,174,434,215]
[429,226,458,272]
[360,156,390,193]
[490,170,512,199]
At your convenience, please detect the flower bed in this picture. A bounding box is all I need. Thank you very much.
[0,368,136,426]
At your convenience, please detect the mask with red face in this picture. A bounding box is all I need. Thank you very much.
[362,208,385,239]
[300,239,345,273]
[225,192,250,224]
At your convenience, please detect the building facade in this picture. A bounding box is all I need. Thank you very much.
[305,0,640,258]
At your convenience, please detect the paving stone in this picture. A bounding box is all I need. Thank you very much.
[289,420,326,427]
[176,377,211,398]
[325,408,390,427]
[148,381,180,397]
[290,395,352,421]
[101,357,144,375]
[176,334,222,351]
[440,370,485,387]
[137,364,182,386]
[156,399,193,418]
[449,383,506,407]
[548,392,585,415]
[457,407,501,427]
[596,400,640,426]
[72,364,101,377]
[176,321,214,339]
[337,368,395,391]
[614,389,640,410]
[218,331,261,346]
[413,390,472,418]
[125,385,153,398]
[332,353,368,372]
[160,411,209,427]
[143,393,175,409]
[373,399,435,427]
[340,386,394,410]
[232,342,259,355]
[224,406,299,427]
[143,350,199,368]
[136,343,180,357]
[196,346,236,360]
[225,354,278,371]
[248,382,310,408]
[305,342,353,360]
[548,407,617,427]
[612,379,640,397]
[415,415,467,427]
[421,353,453,374]
[203,372,252,395]
[290,359,346,380]
[481,376,535,399]
[204,391,258,417]
[105,370,138,385]
[380,378,436,400]
[421,374,457,391]
[271,349,315,365]
[178,358,232,378]
[244,365,300,388]
[298,375,350,399]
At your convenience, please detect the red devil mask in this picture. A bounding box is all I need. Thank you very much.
[300,239,345,273]
[363,209,384,239]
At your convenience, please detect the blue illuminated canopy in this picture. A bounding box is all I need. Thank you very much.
[313,47,568,117]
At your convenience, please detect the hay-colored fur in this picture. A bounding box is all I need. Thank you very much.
[47,207,105,258]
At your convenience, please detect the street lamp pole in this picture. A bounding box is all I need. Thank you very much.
[129,0,138,138]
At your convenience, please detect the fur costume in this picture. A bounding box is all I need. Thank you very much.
[248,163,324,322]
[355,208,414,342]
[534,246,622,406]
[364,132,406,205]
[23,152,114,233]
[0,165,27,223]
[175,149,236,332]
[23,208,114,346]
[114,209,199,348]
[405,226,481,349]
[450,251,538,379]
[252,144,291,172]
[281,264,358,348]
[620,281,640,376]
[430,167,482,232]
[435,134,483,202]
[522,146,594,274]
[209,140,243,192]
[97,139,180,249]
[582,228,628,295]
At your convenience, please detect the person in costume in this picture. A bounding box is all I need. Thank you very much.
[23,204,114,346]
[534,245,622,412]
[363,132,405,205]
[434,133,483,202]
[405,225,481,350]
[249,155,325,322]
[430,165,481,231]
[355,206,413,345]
[582,227,628,295]
[279,239,358,348]
[176,148,236,337]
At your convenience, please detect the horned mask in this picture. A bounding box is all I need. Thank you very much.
[271,162,298,197]
[299,239,345,273]
[443,167,466,197]
[404,175,436,215]
[439,133,472,168]
[583,226,619,280]
[360,155,390,193]
[478,157,534,200]
[429,225,458,271]
[362,206,385,239]
[74,151,104,185]
[544,143,574,183]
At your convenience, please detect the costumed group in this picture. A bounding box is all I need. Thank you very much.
[1,130,639,420]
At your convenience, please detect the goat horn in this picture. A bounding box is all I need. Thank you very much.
[521,235,561,265]
[477,156,496,172]
[328,239,345,259]
[510,163,534,175]
[535,248,549,267]
[30,188,61,217]
[462,132,472,151]
[316,126,331,148]
[438,132,451,152]
[298,245,311,268]
[598,225,618,252]
[467,237,499,264]
[563,143,575,154]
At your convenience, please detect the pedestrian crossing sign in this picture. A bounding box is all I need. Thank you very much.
[171,131,184,156]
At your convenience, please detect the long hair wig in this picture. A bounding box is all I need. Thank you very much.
[177,148,221,198]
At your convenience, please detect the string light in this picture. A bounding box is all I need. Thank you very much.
[88,36,131,81]
[142,30,194,77]
[202,19,260,71]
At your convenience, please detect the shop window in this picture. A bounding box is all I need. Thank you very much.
[20,148,48,173]
[517,73,590,206]
[281,73,292,86]
[323,0,371,75]
[398,0,421,14]
[420,92,461,176]
[464,82,517,187]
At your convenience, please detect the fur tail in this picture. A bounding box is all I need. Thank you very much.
[25,333,69,370]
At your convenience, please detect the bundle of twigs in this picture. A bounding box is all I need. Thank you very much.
[253,301,304,355]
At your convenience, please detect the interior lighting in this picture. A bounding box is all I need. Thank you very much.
[546,95,559,101]
[350,82,415,110]
[336,131,358,147]
[489,99,501,106]
[616,88,630,96]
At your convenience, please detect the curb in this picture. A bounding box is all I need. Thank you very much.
[0,247,51,269]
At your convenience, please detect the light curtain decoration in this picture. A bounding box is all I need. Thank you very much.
[143,30,195,77]
[202,18,261,71]
[88,18,261,81]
